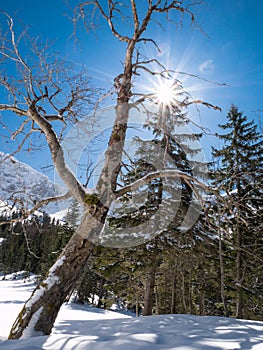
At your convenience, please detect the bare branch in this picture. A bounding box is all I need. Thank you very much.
[27,105,87,206]
[175,70,228,87]
[153,1,196,23]
[115,168,210,199]
[138,37,162,52]
[131,0,139,32]
[77,1,130,42]
[186,99,222,111]
[0,14,99,209]
[0,104,27,116]
[132,53,171,76]
[11,118,31,140]
[4,13,36,98]
[0,130,33,165]
[21,224,40,259]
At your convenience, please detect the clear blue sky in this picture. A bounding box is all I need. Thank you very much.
[0,0,263,174]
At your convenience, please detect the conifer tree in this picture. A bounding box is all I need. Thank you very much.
[212,105,263,319]
[100,102,208,315]
[64,199,81,229]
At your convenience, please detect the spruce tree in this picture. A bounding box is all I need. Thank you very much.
[212,105,263,319]
[99,103,208,315]
[64,199,81,229]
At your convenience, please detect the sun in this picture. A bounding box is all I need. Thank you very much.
[152,78,181,109]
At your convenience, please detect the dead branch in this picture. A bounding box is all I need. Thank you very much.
[175,70,228,87]
[186,99,222,111]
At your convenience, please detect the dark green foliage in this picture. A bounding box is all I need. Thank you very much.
[0,212,72,277]
[73,260,105,305]
[212,105,263,319]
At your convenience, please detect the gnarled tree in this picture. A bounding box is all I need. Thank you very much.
[0,1,220,339]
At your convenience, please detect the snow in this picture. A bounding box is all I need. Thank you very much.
[20,307,44,339]
[23,257,66,318]
[0,199,16,216]
[0,152,69,216]
[1,274,263,349]
[49,209,68,222]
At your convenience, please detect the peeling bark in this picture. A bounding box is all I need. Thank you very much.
[9,53,132,344]
[9,213,98,338]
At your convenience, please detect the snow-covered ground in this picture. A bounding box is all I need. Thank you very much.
[0,273,263,349]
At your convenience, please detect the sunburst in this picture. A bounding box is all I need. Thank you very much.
[152,78,181,108]
[138,73,184,111]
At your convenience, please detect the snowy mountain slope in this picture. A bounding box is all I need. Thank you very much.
[0,152,67,215]
[0,199,15,216]
[0,274,263,349]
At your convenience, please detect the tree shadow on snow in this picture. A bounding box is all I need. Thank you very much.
[1,314,263,349]
[50,313,263,350]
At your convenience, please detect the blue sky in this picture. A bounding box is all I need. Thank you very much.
[0,0,263,175]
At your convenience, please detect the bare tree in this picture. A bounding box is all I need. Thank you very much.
[0,1,220,339]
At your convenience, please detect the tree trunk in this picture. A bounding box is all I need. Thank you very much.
[199,290,205,316]
[170,262,177,314]
[235,135,243,319]
[188,281,194,314]
[143,257,156,316]
[218,228,229,317]
[2,0,201,340]
[9,212,103,339]
[154,286,159,315]
[181,272,187,313]
[9,101,131,339]
[135,299,140,317]
[96,276,106,308]
[235,225,243,318]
